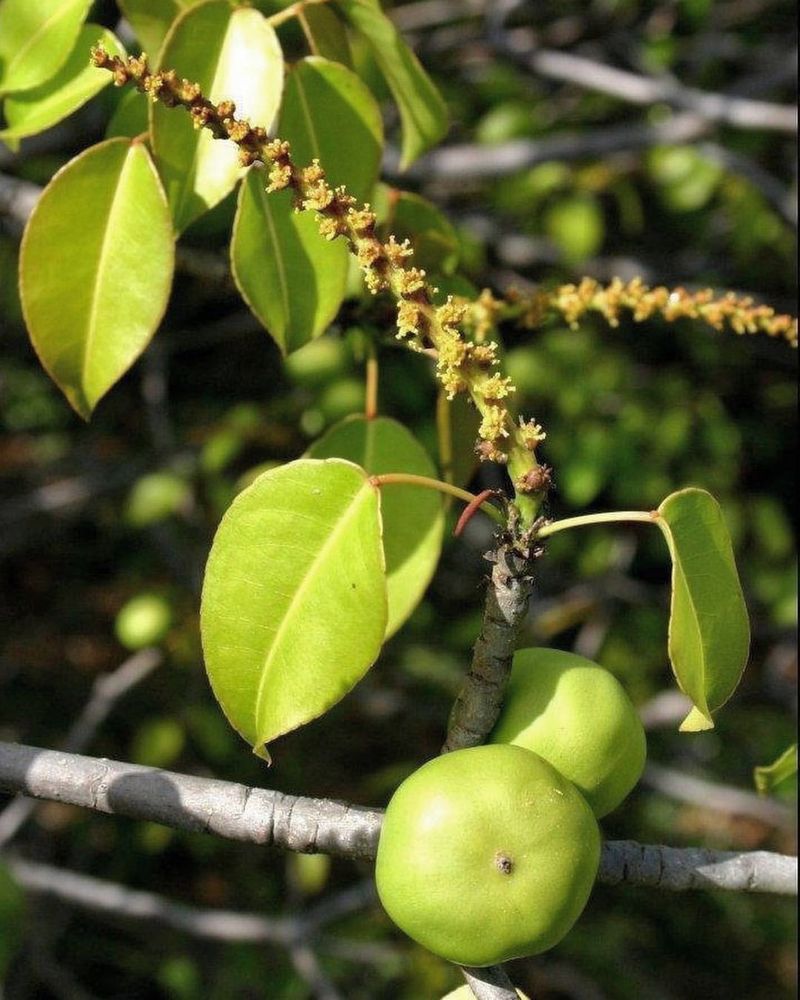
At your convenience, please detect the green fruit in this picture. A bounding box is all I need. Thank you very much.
[490,648,646,817]
[375,744,600,967]
[115,594,172,650]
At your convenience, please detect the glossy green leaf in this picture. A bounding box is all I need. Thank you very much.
[308,416,444,636]
[20,138,174,419]
[754,743,797,796]
[335,0,447,169]
[118,0,199,59]
[656,488,750,731]
[0,0,91,96]
[374,185,459,274]
[1,25,124,142]
[279,56,383,203]
[200,458,387,752]
[231,172,349,354]
[151,0,283,233]
[105,86,149,139]
[437,390,479,490]
[300,4,352,67]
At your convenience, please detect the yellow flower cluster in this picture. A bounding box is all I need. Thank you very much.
[90,46,552,523]
[514,277,798,347]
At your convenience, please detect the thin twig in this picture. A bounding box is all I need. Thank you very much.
[486,3,796,133]
[642,762,795,830]
[398,113,711,182]
[5,858,381,965]
[1,742,795,894]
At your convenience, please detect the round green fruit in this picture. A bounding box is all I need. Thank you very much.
[375,744,600,967]
[114,594,172,650]
[490,648,646,818]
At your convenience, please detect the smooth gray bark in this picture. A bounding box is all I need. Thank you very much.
[1,742,795,895]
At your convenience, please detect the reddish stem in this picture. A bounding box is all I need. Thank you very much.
[454,489,503,537]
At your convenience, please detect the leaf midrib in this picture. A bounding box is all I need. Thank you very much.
[168,10,230,230]
[82,144,137,402]
[293,67,322,161]
[259,185,291,343]
[253,477,374,741]
[661,500,710,717]
[1,0,83,91]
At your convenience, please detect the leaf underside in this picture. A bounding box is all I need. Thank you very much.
[151,0,284,233]
[657,488,750,731]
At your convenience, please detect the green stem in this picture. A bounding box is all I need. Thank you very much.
[266,0,331,28]
[537,510,658,538]
[369,473,506,527]
[364,345,379,421]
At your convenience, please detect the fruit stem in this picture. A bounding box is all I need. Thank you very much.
[537,510,659,538]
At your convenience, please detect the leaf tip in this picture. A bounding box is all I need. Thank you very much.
[679,704,715,733]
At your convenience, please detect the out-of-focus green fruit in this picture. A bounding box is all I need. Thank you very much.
[544,194,604,263]
[318,378,365,422]
[490,648,647,817]
[284,336,349,387]
[125,472,190,527]
[115,594,172,650]
[375,744,600,967]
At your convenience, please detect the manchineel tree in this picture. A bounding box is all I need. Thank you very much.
[0,1,797,998]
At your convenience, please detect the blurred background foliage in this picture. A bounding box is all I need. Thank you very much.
[0,0,796,998]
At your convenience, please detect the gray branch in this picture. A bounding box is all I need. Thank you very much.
[642,762,795,830]
[6,857,385,965]
[442,543,536,753]
[461,965,520,1000]
[0,741,383,859]
[600,841,797,895]
[0,649,162,848]
[486,2,796,135]
[399,113,711,182]
[1,742,795,895]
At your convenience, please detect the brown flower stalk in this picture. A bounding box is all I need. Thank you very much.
[90,46,548,526]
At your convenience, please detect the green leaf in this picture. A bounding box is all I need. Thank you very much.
[754,744,797,796]
[335,0,447,169]
[231,172,349,355]
[308,416,444,636]
[200,458,387,752]
[374,185,459,274]
[1,25,124,142]
[0,0,91,96]
[437,390,479,490]
[106,86,150,139]
[0,860,25,978]
[656,488,750,731]
[118,0,200,60]
[300,4,352,67]
[19,138,174,419]
[151,0,283,233]
[279,56,383,203]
